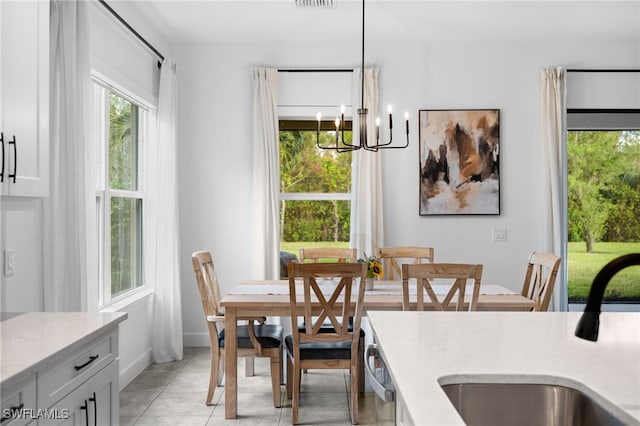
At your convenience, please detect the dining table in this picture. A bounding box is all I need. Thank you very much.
[219,278,536,419]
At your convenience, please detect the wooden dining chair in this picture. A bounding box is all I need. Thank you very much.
[191,251,284,407]
[377,246,435,280]
[521,251,561,311]
[299,247,357,263]
[298,246,364,385]
[402,263,483,311]
[285,262,368,425]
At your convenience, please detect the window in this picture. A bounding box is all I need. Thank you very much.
[279,120,353,254]
[95,82,147,305]
[567,110,640,304]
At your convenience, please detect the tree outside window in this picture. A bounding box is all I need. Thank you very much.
[279,121,352,254]
[567,130,640,302]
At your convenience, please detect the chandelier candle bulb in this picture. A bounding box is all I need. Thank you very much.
[388,105,393,130]
[316,112,322,134]
[375,117,380,142]
[405,111,409,135]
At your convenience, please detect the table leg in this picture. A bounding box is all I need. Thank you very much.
[225,307,238,418]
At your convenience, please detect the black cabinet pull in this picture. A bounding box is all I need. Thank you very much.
[74,354,99,371]
[89,392,97,425]
[1,132,4,183]
[8,135,16,183]
[80,399,89,425]
[0,402,24,423]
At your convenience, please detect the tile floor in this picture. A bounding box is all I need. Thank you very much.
[119,347,377,425]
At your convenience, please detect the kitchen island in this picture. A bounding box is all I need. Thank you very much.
[1,312,127,425]
[367,311,640,425]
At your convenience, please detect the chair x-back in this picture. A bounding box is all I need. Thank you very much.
[521,251,561,311]
[285,262,367,425]
[402,263,483,311]
[191,250,284,407]
[377,246,435,280]
[297,247,364,388]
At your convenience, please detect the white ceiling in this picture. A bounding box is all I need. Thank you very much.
[132,0,640,45]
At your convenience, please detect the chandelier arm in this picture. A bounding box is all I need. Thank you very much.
[315,121,360,151]
[316,139,359,151]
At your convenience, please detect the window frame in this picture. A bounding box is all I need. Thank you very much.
[565,108,640,306]
[278,118,353,241]
[93,76,150,308]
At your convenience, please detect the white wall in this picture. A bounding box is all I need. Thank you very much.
[176,37,639,343]
[0,198,43,312]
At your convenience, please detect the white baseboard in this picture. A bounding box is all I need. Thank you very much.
[183,332,210,347]
[119,348,153,391]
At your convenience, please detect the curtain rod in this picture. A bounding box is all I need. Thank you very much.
[98,0,165,67]
[567,69,640,73]
[278,69,353,73]
[568,108,640,113]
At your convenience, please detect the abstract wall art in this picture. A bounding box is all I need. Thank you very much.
[418,109,500,215]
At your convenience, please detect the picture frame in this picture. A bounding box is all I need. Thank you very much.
[418,109,500,215]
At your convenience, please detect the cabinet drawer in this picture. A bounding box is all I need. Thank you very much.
[38,329,118,409]
[0,375,36,426]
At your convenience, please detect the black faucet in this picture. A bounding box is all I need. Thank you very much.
[575,253,640,342]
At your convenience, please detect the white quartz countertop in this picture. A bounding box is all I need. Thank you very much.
[0,312,127,389]
[367,311,640,425]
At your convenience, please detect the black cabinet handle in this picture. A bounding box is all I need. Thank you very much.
[1,132,4,183]
[89,392,97,425]
[8,135,16,184]
[80,400,89,425]
[74,354,99,371]
[0,402,24,423]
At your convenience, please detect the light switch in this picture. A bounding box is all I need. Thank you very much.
[4,249,15,277]
[493,228,507,242]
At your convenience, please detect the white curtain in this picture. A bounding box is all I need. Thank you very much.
[251,68,280,280]
[350,67,384,258]
[148,58,183,362]
[44,0,91,312]
[540,67,567,311]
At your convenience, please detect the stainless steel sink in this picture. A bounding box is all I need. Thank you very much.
[440,378,636,426]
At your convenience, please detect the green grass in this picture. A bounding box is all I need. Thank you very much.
[568,242,640,302]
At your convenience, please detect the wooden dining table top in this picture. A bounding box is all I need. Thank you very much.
[220,279,536,313]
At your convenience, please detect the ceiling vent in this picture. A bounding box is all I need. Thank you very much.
[295,0,335,8]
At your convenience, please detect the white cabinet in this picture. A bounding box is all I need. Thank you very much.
[1,325,121,426]
[42,361,118,426]
[0,375,36,426]
[0,0,49,197]
[37,329,119,425]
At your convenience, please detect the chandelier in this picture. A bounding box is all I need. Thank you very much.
[316,0,409,152]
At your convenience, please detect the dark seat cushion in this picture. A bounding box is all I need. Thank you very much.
[284,335,353,360]
[280,251,298,278]
[297,319,365,338]
[219,324,283,349]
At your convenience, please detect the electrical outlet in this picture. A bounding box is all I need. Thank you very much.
[493,228,507,242]
[4,249,15,277]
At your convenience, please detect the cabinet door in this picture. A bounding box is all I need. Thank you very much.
[0,375,36,426]
[0,0,49,197]
[39,361,119,426]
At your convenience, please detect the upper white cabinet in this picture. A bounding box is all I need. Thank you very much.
[0,0,49,197]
